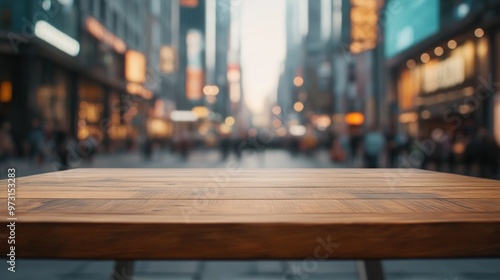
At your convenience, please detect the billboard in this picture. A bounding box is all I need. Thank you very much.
[350,0,378,54]
[385,0,440,58]
[125,50,146,83]
[160,46,176,74]
[186,29,204,100]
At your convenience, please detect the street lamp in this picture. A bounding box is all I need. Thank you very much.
[294,102,304,112]
[293,76,304,87]
[203,85,219,96]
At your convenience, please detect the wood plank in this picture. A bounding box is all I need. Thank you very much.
[4,187,500,199]
[0,168,499,260]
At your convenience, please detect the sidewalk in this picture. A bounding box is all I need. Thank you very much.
[0,148,341,179]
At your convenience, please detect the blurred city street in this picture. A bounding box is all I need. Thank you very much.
[1,0,500,279]
[1,148,342,179]
[1,148,500,279]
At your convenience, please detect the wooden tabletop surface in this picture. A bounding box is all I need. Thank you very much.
[1,168,499,260]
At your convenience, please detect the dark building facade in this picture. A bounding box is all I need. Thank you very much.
[386,0,500,144]
[0,0,160,157]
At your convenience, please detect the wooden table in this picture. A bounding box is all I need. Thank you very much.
[1,169,500,280]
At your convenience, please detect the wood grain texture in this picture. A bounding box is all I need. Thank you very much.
[0,168,499,260]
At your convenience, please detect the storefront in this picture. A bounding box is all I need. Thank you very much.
[395,27,491,138]
[77,80,105,144]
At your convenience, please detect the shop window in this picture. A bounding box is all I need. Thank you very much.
[36,70,68,129]
[78,81,104,141]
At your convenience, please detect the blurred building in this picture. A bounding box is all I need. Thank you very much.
[0,0,179,156]
[385,0,500,143]
[328,0,386,134]
[0,0,82,154]
[80,0,151,152]
[225,0,245,126]
[177,0,205,110]
[277,0,307,122]
[146,0,179,142]
[304,0,333,117]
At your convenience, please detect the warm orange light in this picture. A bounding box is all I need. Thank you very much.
[126,83,153,100]
[272,119,282,128]
[78,128,89,140]
[277,127,287,137]
[350,0,378,54]
[219,124,232,134]
[434,46,444,56]
[186,69,204,100]
[448,40,457,49]
[420,53,430,63]
[160,46,176,74]
[180,0,198,7]
[406,59,416,69]
[399,112,418,123]
[227,69,241,82]
[421,110,431,120]
[203,85,219,96]
[314,115,332,130]
[345,112,364,126]
[293,76,304,87]
[0,81,12,103]
[294,102,304,112]
[192,106,209,119]
[126,50,146,83]
[225,116,236,126]
[474,28,484,38]
[86,17,126,53]
[272,105,281,115]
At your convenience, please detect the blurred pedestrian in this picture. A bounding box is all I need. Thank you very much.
[451,131,467,173]
[143,137,153,161]
[330,135,346,163]
[0,121,14,165]
[363,126,386,168]
[471,128,499,179]
[301,125,318,157]
[464,129,480,176]
[289,136,300,157]
[233,129,247,160]
[28,119,46,164]
[53,128,71,170]
[220,135,230,161]
[349,128,362,166]
[385,126,398,168]
[483,132,499,179]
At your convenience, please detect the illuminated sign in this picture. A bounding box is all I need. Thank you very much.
[126,83,153,100]
[186,69,204,100]
[160,46,176,74]
[181,0,198,7]
[345,112,364,125]
[86,17,126,54]
[186,30,204,100]
[125,50,146,83]
[0,81,12,103]
[34,20,80,56]
[385,0,439,57]
[350,0,378,54]
[171,110,199,122]
[423,56,465,93]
